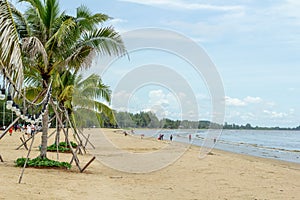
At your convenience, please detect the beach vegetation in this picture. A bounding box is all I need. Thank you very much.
[46,141,77,153]
[15,157,71,169]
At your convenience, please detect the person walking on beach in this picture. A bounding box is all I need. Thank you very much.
[170,134,173,141]
[9,126,13,136]
[26,124,31,138]
[31,124,35,136]
[189,134,191,142]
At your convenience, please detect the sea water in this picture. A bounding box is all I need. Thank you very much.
[134,129,300,164]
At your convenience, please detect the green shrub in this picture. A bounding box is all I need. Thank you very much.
[15,157,71,169]
[47,141,78,152]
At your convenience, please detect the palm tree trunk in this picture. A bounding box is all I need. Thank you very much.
[55,112,61,145]
[65,118,69,143]
[40,108,49,159]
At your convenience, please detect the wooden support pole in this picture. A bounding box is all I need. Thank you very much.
[47,129,57,139]
[0,117,20,140]
[84,134,90,148]
[78,129,95,149]
[70,146,80,165]
[18,133,35,184]
[16,134,36,150]
[64,111,86,154]
[49,99,81,171]
[22,135,26,143]
[19,137,28,150]
[77,146,83,155]
[80,156,96,173]
[49,115,56,123]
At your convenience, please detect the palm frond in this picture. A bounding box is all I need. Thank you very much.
[94,101,115,125]
[24,86,43,101]
[60,85,74,102]
[0,0,24,91]
[75,73,111,102]
[23,64,43,87]
[76,5,110,31]
[9,3,30,37]
[80,26,126,56]
[24,5,47,42]
[44,0,60,37]
[22,36,48,66]
[47,17,76,48]
[63,46,95,71]
[18,0,45,16]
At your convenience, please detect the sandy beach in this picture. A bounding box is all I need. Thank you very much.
[0,128,299,200]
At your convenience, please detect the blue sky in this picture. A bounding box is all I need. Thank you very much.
[15,0,300,127]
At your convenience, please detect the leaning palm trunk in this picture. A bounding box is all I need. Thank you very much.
[40,108,49,158]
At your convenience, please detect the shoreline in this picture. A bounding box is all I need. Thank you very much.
[0,128,300,199]
[128,129,300,168]
[131,128,300,164]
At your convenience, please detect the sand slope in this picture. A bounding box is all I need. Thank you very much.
[0,128,299,200]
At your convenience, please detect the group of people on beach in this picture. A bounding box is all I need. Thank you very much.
[158,134,164,140]
[158,134,173,141]
[157,134,191,142]
[8,123,38,137]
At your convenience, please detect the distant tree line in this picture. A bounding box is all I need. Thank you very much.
[109,111,300,130]
[1,106,299,131]
[223,122,300,131]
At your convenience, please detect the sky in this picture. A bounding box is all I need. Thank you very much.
[14,0,300,127]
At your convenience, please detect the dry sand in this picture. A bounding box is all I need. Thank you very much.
[0,128,299,200]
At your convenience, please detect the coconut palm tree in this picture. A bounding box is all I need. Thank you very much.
[72,73,115,127]
[53,71,114,124]
[0,0,126,158]
[52,70,115,144]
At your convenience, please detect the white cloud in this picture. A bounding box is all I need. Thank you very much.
[225,96,264,106]
[244,96,262,104]
[266,101,276,107]
[111,90,133,111]
[119,0,244,12]
[225,96,246,106]
[148,90,171,107]
[263,110,288,119]
[109,18,128,25]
